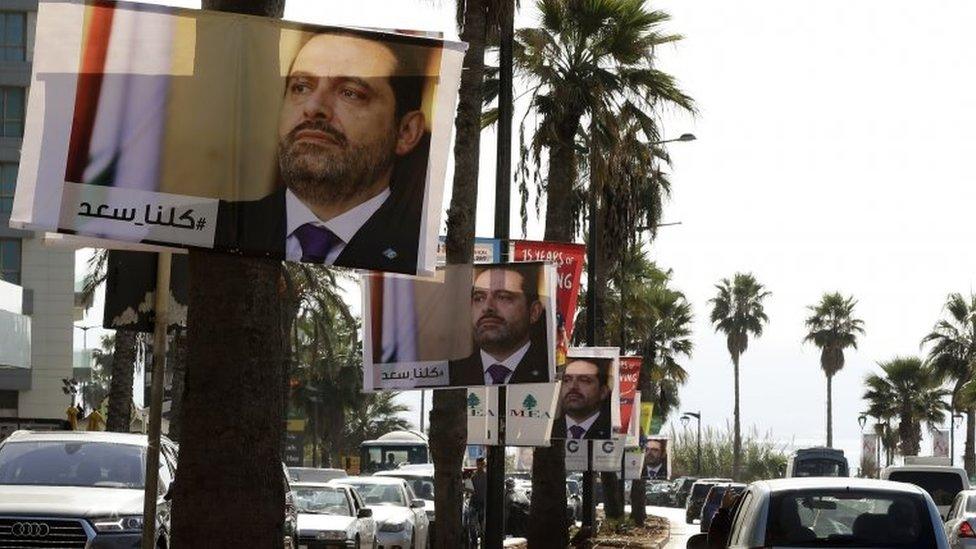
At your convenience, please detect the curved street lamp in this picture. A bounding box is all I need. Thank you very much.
[681,411,702,475]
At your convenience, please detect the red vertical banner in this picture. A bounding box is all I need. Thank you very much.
[617,356,642,435]
[511,240,586,364]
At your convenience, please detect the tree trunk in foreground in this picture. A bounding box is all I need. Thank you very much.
[732,353,741,481]
[431,0,486,546]
[171,5,286,548]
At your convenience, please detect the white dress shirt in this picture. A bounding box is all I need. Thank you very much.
[284,187,390,263]
[479,341,531,385]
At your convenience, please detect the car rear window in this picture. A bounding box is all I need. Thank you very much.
[888,471,964,506]
[793,458,847,477]
[765,489,935,547]
[691,483,714,499]
[705,486,728,505]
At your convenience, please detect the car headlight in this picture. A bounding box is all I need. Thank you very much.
[315,530,347,541]
[91,516,144,533]
[379,519,407,533]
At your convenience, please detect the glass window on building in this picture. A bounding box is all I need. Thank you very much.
[1,87,25,138]
[0,162,15,214]
[0,12,27,62]
[0,238,21,284]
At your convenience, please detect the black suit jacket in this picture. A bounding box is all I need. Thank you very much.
[214,186,420,274]
[448,340,550,386]
[550,408,612,440]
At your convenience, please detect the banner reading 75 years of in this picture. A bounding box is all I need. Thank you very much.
[10,0,465,276]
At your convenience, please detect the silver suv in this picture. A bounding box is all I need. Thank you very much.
[0,430,178,548]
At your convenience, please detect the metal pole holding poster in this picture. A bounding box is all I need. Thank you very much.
[141,252,171,549]
[485,0,515,547]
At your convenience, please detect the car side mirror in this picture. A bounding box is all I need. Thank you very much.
[686,533,709,549]
[358,508,373,519]
[411,499,426,509]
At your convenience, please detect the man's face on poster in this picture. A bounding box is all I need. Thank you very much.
[471,269,542,354]
[278,33,424,208]
[560,359,610,420]
[645,439,665,468]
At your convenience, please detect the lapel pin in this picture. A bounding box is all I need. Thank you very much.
[383,248,398,259]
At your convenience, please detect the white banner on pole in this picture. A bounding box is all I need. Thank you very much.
[466,383,559,447]
[623,446,645,480]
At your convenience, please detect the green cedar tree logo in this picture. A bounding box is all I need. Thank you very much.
[467,393,481,408]
[522,394,537,410]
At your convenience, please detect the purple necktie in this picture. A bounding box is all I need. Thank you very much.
[293,223,341,263]
[569,425,586,439]
[486,363,511,385]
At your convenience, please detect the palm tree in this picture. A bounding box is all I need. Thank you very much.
[512,0,695,241]
[709,273,771,480]
[863,357,949,456]
[922,293,976,475]
[803,292,865,448]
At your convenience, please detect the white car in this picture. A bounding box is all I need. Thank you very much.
[687,477,950,549]
[0,430,178,548]
[375,465,436,531]
[292,482,376,549]
[882,464,970,517]
[945,489,976,548]
[333,476,430,549]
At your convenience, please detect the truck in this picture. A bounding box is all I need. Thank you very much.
[785,447,849,478]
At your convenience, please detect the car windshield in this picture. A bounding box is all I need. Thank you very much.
[0,441,145,489]
[293,486,351,515]
[794,458,846,477]
[967,495,976,513]
[383,474,435,500]
[887,471,963,506]
[348,482,406,506]
[765,489,935,547]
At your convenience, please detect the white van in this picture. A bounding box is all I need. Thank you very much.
[882,464,970,516]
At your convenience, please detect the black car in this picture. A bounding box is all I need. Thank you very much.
[671,476,699,508]
[645,480,674,506]
[685,478,731,524]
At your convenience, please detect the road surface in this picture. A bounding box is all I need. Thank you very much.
[647,505,697,549]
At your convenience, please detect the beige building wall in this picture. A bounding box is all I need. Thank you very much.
[17,237,75,419]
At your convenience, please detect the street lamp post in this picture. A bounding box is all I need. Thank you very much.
[951,411,964,466]
[681,412,702,475]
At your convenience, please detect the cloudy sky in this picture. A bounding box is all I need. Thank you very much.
[75,0,976,466]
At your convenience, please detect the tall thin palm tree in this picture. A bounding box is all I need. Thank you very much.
[513,0,695,241]
[709,273,770,480]
[922,293,976,475]
[863,357,949,456]
[804,292,865,448]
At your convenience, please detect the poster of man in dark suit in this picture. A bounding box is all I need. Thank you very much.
[551,357,614,440]
[215,30,434,274]
[643,437,669,480]
[448,264,552,386]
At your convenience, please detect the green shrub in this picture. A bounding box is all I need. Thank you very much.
[669,423,788,482]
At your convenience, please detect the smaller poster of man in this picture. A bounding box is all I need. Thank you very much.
[643,436,670,480]
[551,347,620,440]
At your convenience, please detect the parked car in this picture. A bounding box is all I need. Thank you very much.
[883,464,970,516]
[283,463,298,549]
[686,478,732,524]
[645,480,674,507]
[686,477,950,549]
[699,483,745,532]
[785,447,849,478]
[671,476,699,508]
[292,482,376,549]
[0,430,178,548]
[945,489,976,549]
[290,467,348,483]
[334,476,430,549]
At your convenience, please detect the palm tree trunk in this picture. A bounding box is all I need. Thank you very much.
[732,352,741,481]
[826,374,833,447]
[171,7,286,548]
[543,112,582,242]
[167,329,187,441]
[106,329,138,432]
[966,408,975,475]
[430,0,486,546]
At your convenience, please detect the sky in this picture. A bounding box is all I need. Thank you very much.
[73,0,976,467]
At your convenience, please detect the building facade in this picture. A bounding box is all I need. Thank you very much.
[0,0,78,421]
